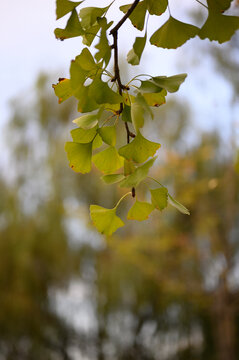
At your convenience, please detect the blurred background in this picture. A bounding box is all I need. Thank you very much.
[1,1,239,359]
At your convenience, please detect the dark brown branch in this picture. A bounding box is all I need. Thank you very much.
[110,0,139,198]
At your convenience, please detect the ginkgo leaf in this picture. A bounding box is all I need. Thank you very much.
[119,132,160,163]
[93,134,103,149]
[80,5,110,29]
[73,113,98,129]
[95,17,112,66]
[76,85,99,113]
[56,0,82,19]
[98,126,116,146]
[131,100,145,133]
[168,194,190,215]
[65,142,92,173]
[52,78,72,103]
[120,158,155,188]
[127,33,147,65]
[150,74,187,93]
[122,105,132,123]
[150,187,168,210]
[101,174,125,184]
[124,159,136,176]
[143,92,166,107]
[146,0,168,15]
[127,200,154,221]
[55,9,84,40]
[207,0,233,12]
[90,205,124,235]
[150,16,199,49]
[199,12,239,43]
[70,126,98,143]
[120,158,156,188]
[89,78,122,105]
[93,146,124,174]
[120,1,147,30]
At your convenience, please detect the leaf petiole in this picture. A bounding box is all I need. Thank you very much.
[115,192,131,209]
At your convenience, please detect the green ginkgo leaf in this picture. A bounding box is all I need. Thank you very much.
[95,17,112,66]
[150,187,168,210]
[120,158,156,188]
[89,78,122,105]
[150,16,199,49]
[56,0,82,19]
[146,0,168,15]
[119,132,160,163]
[122,105,132,123]
[73,113,98,129]
[206,0,233,12]
[168,194,190,215]
[150,74,187,93]
[98,126,116,146]
[131,101,145,133]
[120,1,147,30]
[52,78,72,103]
[199,12,239,43]
[127,33,147,65]
[55,9,84,40]
[143,92,166,107]
[70,126,98,143]
[127,200,154,221]
[65,142,92,173]
[101,174,125,184]
[80,5,110,29]
[93,146,124,174]
[90,205,124,235]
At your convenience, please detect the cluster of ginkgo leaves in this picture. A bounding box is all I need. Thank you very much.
[53,0,239,235]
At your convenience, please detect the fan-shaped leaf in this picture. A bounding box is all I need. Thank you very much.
[70,126,98,143]
[98,126,116,146]
[199,12,239,43]
[55,9,84,40]
[120,1,147,30]
[90,205,124,235]
[56,0,82,20]
[101,174,125,184]
[65,142,92,173]
[146,0,168,15]
[120,158,156,188]
[150,187,168,210]
[127,34,147,65]
[93,146,124,174]
[73,113,98,129]
[150,16,199,49]
[119,132,160,163]
[52,78,72,103]
[127,200,154,221]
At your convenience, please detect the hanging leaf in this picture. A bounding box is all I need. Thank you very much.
[73,113,98,129]
[55,9,84,40]
[150,16,199,49]
[90,205,124,235]
[70,126,98,143]
[127,33,147,65]
[65,142,92,173]
[148,74,188,93]
[93,146,124,174]
[150,187,168,210]
[80,5,111,29]
[89,78,122,105]
[119,132,160,163]
[120,1,147,30]
[127,200,154,221]
[52,78,72,103]
[143,92,166,107]
[122,105,132,123]
[168,194,190,215]
[206,0,233,12]
[76,85,99,113]
[95,17,113,66]
[98,126,116,146]
[146,0,168,15]
[101,174,125,184]
[120,157,156,188]
[199,12,239,43]
[56,0,82,20]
